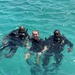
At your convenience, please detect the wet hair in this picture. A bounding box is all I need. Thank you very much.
[54,30,60,35]
[32,30,39,35]
[18,26,25,33]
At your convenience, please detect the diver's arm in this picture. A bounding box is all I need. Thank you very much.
[25,36,31,49]
[2,35,9,45]
[37,46,48,56]
[41,46,48,53]
[25,39,29,47]
[38,36,52,55]
[36,46,48,64]
[65,37,73,52]
[65,37,73,48]
[25,32,31,46]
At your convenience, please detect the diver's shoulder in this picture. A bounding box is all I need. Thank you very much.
[11,29,19,33]
[61,35,67,39]
[48,35,54,39]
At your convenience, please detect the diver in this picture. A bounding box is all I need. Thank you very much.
[42,30,73,72]
[25,30,47,64]
[25,30,47,75]
[0,26,30,58]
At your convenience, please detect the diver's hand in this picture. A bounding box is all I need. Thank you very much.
[25,53,30,60]
[37,52,42,57]
[67,48,72,52]
[2,41,6,45]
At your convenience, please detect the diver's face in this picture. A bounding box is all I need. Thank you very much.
[54,31,60,37]
[20,29,25,33]
[19,27,25,33]
[32,31,39,40]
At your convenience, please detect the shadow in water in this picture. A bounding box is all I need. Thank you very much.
[30,63,43,75]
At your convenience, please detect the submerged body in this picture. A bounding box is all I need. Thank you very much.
[42,30,73,72]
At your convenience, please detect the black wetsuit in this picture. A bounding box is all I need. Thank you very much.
[29,38,45,53]
[0,29,29,58]
[42,35,73,68]
[28,38,45,75]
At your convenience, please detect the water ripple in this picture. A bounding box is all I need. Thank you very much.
[0,0,75,75]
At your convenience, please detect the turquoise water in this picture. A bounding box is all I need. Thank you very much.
[0,0,75,75]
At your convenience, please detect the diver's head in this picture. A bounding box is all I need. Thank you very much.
[54,30,61,43]
[54,30,61,37]
[19,26,25,33]
[18,26,26,40]
[32,30,40,40]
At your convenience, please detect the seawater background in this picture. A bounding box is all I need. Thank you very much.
[0,0,75,75]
